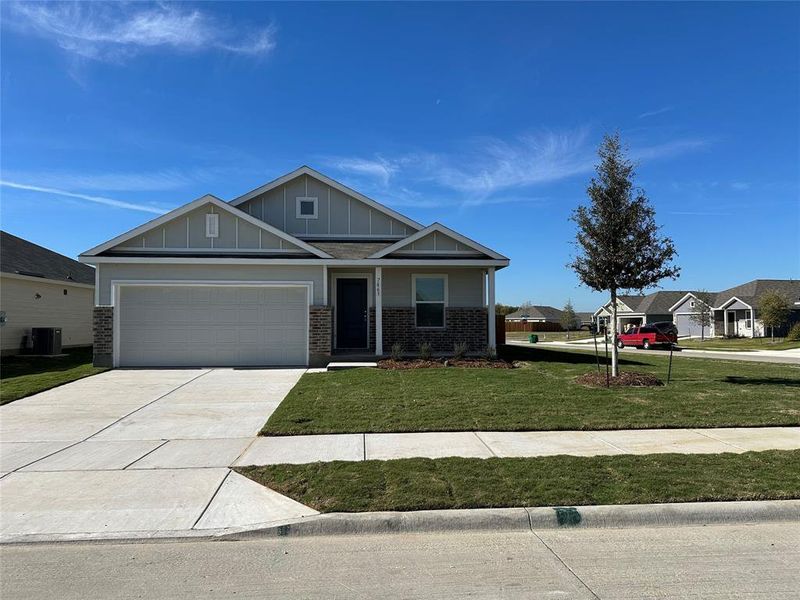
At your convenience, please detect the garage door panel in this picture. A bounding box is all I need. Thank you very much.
[118,285,308,367]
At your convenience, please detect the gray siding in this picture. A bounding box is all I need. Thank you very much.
[383,268,484,308]
[237,174,413,238]
[389,231,483,256]
[97,263,325,305]
[109,205,304,253]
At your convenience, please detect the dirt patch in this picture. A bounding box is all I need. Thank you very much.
[378,358,513,370]
[576,371,664,387]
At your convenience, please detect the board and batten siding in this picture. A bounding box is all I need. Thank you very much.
[388,232,484,256]
[96,263,325,306]
[110,205,305,252]
[237,174,413,238]
[382,268,485,308]
[0,276,93,353]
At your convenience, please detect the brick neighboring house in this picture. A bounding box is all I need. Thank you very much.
[79,166,509,367]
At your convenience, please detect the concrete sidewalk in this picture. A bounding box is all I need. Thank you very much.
[236,426,800,465]
[510,340,800,364]
[0,368,318,542]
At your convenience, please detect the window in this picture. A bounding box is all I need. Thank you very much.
[413,274,447,328]
[745,310,752,329]
[689,300,695,309]
[205,213,219,238]
[296,196,318,219]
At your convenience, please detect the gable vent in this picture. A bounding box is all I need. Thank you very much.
[205,213,219,238]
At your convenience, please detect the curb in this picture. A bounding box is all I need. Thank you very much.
[222,499,800,540]
[4,500,797,545]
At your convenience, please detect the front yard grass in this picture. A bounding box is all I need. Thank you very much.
[678,337,800,352]
[0,347,107,405]
[236,449,800,512]
[262,346,800,435]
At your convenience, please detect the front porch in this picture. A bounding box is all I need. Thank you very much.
[310,266,497,365]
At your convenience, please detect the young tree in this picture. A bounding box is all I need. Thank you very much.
[560,300,581,339]
[688,290,714,341]
[757,290,790,341]
[569,133,680,376]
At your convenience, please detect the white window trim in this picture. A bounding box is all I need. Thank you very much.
[205,213,219,238]
[412,273,448,329]
[296,196,318,220]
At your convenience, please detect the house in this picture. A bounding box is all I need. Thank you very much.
[0,231,96,355]
[505,305,564,323]
[505,305,593,330]
[79,166,509,368]
[668,291,718,338]
[710,279,800,338]
[593,291,694,334]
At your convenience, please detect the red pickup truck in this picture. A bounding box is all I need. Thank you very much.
[616,325,677,350]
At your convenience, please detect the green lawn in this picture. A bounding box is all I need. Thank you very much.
[0,348,107,405]
[236,450,800,512]
[505,330,595,342]
[262,346,800,435]
[678,337,800,352]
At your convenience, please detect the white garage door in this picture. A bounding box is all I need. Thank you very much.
[118,285,308,367]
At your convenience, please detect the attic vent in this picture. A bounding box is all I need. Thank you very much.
[205,213,219,238]
[296,197,318,219]
[16,270,44,278]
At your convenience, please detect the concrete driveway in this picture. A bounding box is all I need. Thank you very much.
[0,369,317,541]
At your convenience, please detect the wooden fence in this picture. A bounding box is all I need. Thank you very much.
[504,321,564,333]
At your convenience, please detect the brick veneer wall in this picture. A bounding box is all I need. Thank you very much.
[93,306,113,367]
[309,305,332,366]
[382,307,488,354]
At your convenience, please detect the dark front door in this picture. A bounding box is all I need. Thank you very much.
[336,278,368,349]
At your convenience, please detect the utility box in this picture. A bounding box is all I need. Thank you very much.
[31,327,62,355]
[528,334,538,343]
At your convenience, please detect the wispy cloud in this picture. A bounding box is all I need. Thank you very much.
[0,180,168,214]
[1,169,198,192]
[638,106,674,119]
[4,2,276,62]
[324,157,400,187]
[325,128,708,207]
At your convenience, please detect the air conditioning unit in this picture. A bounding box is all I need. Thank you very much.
[31,327,62,355]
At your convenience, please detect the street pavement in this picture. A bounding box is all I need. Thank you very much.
[2,522,798,599]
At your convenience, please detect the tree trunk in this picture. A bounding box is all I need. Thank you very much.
[610,289,619,377]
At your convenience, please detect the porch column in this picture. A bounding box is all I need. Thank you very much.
[487,267,496,350]
[375,266,383,356]
[723,310,728,336]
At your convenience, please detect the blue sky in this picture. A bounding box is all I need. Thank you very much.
[1,1,798,310]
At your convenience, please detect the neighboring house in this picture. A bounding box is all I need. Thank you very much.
[668,292,718,338]
[505,306,593,329]
[593,291,694,334]
[0,231,96,355]
[79,166,509,368]
[505,305,563,323]
[709,279,800,338]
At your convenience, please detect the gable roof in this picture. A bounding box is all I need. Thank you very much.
[309,241,394,259]
[505,305,563,321]
[1,231,95,286]
[80,194,332,259]
[713,279,800,308]
[229,165,424,233]
[368,222,508,260]
[598,291,698,315]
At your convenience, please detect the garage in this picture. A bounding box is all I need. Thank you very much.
[117,284,309,367]
[674,313,713,338]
